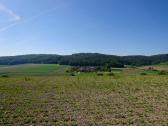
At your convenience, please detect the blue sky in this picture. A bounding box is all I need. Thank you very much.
[0,0,167,56]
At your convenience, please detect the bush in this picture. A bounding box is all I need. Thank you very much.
[97,72,103,76]
[107,72,115,76]
[66,70,70,73]
[1,75,9,78]
[140,72,147,75]
[70,73,76,76]
[158,70,167,75]
[25,77,31,81]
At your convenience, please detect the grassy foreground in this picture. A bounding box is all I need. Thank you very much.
[1,74,168,125]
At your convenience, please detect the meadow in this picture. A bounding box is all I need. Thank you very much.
[0,64,69,76]
[0,64,168,126]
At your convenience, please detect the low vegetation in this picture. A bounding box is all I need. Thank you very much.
[1,75,9,78]
[1,75,168,125]
[140,72,147,75]
[107,72,115,76]
[97,72,104,76]
[158,70,168,75]
[0,64,69,76]
[0,63,168,125]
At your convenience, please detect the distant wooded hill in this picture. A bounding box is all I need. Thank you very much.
[0,53,168,67]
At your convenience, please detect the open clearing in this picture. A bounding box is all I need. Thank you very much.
[0,64,69,76]
[0,64,168,125]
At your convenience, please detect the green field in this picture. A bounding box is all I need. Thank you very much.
[0,64,69,76]
[0,64,168,125]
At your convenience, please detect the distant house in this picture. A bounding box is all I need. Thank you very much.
[72,66,98,72]
[148,67,154,70]
[79,66,97,72]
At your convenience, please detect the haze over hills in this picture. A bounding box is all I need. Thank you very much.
[0,53,168,67]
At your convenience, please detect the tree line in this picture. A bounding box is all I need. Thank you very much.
[0,53,168,67]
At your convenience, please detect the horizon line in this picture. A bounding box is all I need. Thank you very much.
[0,52,167,57]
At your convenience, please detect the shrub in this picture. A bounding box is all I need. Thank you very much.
[141,72,147,75]
[158,70,167,75]
[25,77,31,81]
[107,72,115,76]
[97,72,103,76]
[1,75,9,78]
[66,70,70,73]
[70,73,76,76]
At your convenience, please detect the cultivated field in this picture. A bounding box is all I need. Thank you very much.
[0,64,168,126]
[142,62,168,72]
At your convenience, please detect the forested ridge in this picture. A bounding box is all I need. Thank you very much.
[0,53,168,67]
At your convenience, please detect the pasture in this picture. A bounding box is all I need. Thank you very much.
[0,64,69,76]
[0,64,168,125]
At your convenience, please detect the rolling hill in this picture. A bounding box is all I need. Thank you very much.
[0,53,168,67]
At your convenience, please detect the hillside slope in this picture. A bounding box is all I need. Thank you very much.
[0,53,168,67]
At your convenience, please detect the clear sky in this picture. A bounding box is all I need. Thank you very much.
[0,0,167,56]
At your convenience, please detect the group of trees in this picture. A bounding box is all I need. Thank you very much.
[59,53,124,67]
[0,53,168,67]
